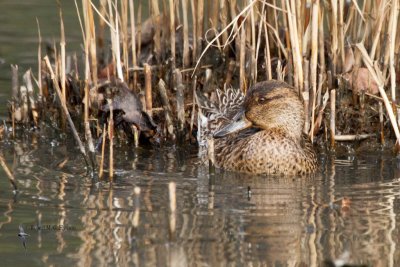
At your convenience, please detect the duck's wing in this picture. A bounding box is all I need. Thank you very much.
[196,87,244,146]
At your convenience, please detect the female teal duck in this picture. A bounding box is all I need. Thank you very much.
[207,80,317,175]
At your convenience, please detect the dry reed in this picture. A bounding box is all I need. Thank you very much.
[7,0,400,164]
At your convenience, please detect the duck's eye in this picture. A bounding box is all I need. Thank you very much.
[258,97,267,104]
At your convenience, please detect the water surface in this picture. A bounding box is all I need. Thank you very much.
[1,132,400,266]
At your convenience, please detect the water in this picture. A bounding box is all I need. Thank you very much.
[1,134,400,266]
[0,0,81,119]
[1,2,400,267]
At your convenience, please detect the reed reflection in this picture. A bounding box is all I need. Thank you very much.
[1,140,400,266]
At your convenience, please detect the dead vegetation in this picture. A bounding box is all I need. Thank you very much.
[5,0,400,178]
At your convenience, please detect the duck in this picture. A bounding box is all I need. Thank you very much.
[204,80,317,176]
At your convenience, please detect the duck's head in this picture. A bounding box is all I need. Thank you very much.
[214,80,305,139]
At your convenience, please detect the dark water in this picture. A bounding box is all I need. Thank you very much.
[1,2,400,267]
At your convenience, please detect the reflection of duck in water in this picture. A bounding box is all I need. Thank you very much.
[201,80,317,175]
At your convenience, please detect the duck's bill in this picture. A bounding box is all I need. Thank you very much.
[213,112,252,138]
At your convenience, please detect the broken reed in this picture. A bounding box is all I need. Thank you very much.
[10,0,400,154]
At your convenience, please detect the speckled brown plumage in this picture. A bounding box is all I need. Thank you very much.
[213,80,317,175]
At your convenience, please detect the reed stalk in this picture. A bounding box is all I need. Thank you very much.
[121,0,129,80]
[369,0,387,61]
[356,43,400,148]
[20,86,28,123]
[220,0,228,49]
[151,0,161,60]
[169,0,176,69]
[190,0,197,63]
[330,89,336,149]
[303,59,310,134]
[23,70,38,125]
[379,102,385,145]
[182,0,190,67]
[59,5,66,107]
[174,69,185,139]
[0,155,18,192]
[389,0,399,103]
[309,0,319,141]
[334,134,375,141]
[250,0,256,82]
[318,7,325,77]
[262,12,272,79]
[189,75,197,137]
[330,0,338,76]
[338,0,345,72]
[286,0,303,91]
[44,56,88,160]
[36,19,43,99]
[129,0,137,89]
[196,0,204,60]
[99,124,107,179]
[144,64,153,117]
[108,99,114,182]
[132,125,139,147]
[239,23,246,92]
[158,79,175,139]
[136,2,142,59]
